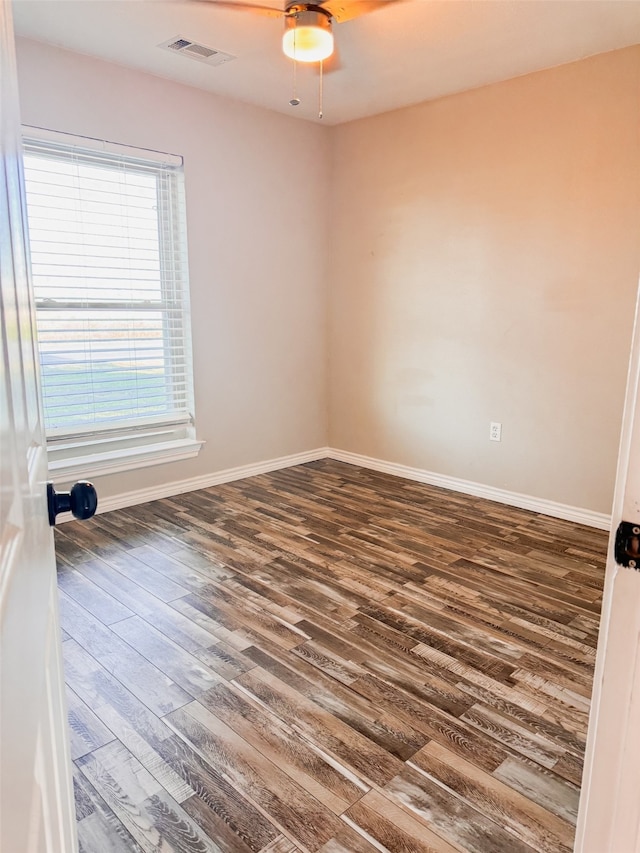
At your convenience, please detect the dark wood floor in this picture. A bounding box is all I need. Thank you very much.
[55,459,607,853]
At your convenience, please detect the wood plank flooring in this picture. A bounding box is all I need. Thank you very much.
[55,459,607,853]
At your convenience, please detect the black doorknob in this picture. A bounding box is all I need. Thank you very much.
[47,481,98,527]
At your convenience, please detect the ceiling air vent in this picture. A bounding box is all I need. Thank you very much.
[158,36,236,67]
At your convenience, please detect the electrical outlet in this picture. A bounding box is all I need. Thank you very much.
[490,422,502,442]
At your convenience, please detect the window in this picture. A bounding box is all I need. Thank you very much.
[22,129,201,478]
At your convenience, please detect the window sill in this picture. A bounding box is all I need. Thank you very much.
[47,438,204,482]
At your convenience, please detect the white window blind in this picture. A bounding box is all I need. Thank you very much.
[22,129,200,477]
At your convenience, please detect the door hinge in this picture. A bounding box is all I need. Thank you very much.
[614,521,640,569]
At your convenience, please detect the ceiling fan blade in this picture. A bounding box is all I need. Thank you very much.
[320,0,401,24]
[194,0,284,18]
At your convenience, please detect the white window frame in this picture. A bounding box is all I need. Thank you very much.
[22,126,203,480]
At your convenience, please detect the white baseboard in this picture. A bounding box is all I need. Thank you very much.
[327,448,611,531]
[81,447,330,518]
[68,444,610,531]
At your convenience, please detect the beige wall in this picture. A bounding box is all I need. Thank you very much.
[16,40,640,515]
[328,47,640,514]
[16,38,330,503]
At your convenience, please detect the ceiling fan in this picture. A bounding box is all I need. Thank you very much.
[198,1,401,64]
[195,0,401,117]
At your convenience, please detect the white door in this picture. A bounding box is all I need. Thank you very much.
[0,3,77,851]
[575,281,640,852]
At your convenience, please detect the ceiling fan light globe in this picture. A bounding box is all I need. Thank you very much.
[282,9,334,62]
[282,27,333,62]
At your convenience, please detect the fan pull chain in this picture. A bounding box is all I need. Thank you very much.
[289,28,300,106]
[290,58,300,106]
[318,59,323,119]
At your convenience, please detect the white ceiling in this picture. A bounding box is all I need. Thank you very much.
[12,0,640,125]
